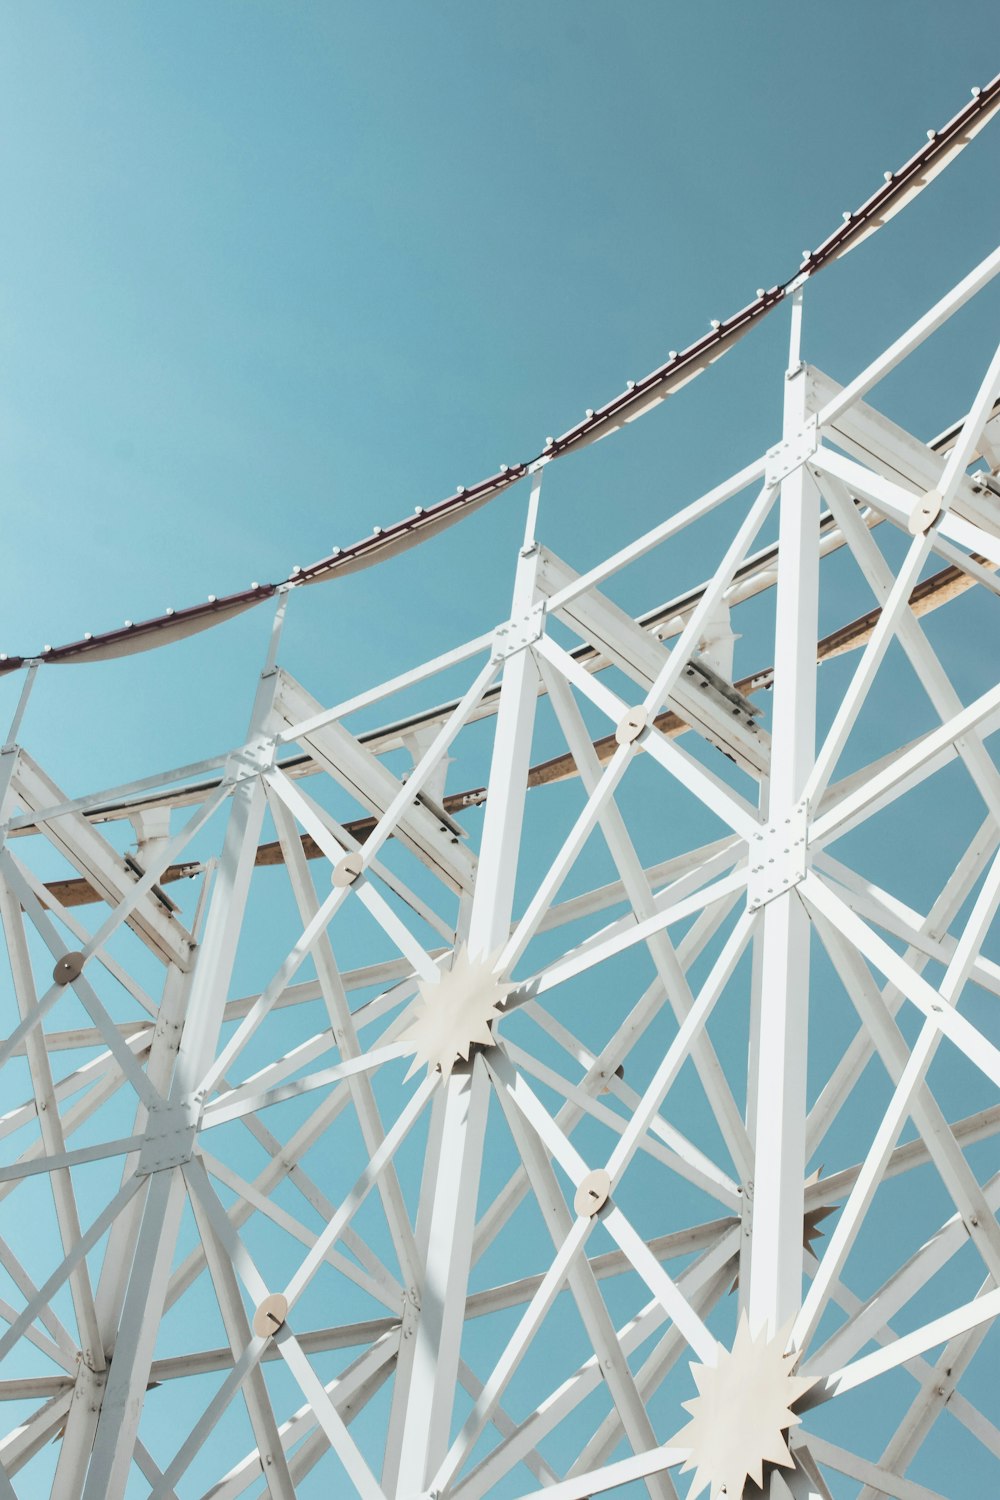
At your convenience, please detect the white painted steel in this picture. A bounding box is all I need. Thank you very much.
[0,230,998,1500]
[747,332,820,1340]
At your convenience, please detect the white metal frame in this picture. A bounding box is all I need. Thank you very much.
[0,242,999,1500]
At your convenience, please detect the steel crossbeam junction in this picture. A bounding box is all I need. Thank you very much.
[2,206,1000,1500]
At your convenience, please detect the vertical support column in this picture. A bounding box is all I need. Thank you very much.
[387,492,544,1497]
[54,964,192,1499]
[389,1059,491,1496]
[466,541,542,964]
[739,777,769,1306]
[81,1169,188,1500]
[747,292,819,1338]
[81,662,279,1500]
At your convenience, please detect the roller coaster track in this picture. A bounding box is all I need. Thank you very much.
[2,74,998,676]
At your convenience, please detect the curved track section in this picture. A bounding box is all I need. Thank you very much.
[2,74,998,676]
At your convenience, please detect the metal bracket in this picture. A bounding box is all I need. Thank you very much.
[136,1098,199,1175]
[740,1178,754,1238]
[224,734,276,783]
[68,1359,107,1407]
[765,416,819,487]
[491,603,545,663]
[400,1285,421,1341]
[747,800,809,912]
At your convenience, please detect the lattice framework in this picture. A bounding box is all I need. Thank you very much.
[1,223,999,1500]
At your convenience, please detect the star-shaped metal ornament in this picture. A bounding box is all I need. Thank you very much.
[398,947,516,1081]
[670,1314,816,1499]
[803,1167,837,1256]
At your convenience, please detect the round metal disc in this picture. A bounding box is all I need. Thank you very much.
[908,490,941,535]
[251,1292,288,1339]
[615,707,648,747]
[52,952,86,987]
[332,852,364,888]
[574,1167,612,1217]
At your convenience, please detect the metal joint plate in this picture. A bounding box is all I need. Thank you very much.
[765,416,819,487]
[224,734,276,783]
[747,799,809,912]
[136,1098,200,1175]
[491,604,545,662]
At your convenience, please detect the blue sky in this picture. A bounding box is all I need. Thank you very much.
[0,6,999,1498]
[1,2,998,773]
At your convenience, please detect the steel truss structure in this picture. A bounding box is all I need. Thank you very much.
[2,157,1000,1500]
